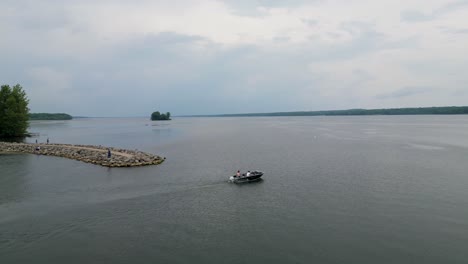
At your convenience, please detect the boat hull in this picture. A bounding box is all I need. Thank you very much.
[229,171,264,183]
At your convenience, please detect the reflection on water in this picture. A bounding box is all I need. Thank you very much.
[0,154,31,204]
[0,137,26,143]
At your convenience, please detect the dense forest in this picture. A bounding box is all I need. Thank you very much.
[29,113,73,120]
[213,106,468,117]
[151,111,171,121]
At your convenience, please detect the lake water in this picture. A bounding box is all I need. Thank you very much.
[1,116,468,263]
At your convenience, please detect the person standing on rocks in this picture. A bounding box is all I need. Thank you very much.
[107,148,112,158]
[47,138,49,144]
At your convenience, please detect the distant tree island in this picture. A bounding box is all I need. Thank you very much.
[151,111,171,121]
[29,113,73,120]
[189,106,468,117]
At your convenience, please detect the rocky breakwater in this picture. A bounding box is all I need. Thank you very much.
[0,142,165,167]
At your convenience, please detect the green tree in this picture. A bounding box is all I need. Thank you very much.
[0,84,30,137]
[151,111,161,120]
[151,111,171,120]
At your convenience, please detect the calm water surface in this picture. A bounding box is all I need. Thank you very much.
[1,116,468,263]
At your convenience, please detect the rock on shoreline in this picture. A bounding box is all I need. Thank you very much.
[0,142,165,167]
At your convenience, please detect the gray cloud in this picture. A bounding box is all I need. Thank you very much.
[452,88,468,96]
[376,87,433,100]
[1,0,467,116]
[435,0,468,15]
[401,0,468,23]
[1,14,402,116]
[400,10,435,22]
[301,22,409,62]
[442,28,468,34]
[222,0,319,16]
[452,29,468,34]
[301,18,319,27]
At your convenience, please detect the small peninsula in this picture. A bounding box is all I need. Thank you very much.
[0,142,165,167]
[29,113,73,120]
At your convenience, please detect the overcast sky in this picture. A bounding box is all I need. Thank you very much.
[1,0,467,116]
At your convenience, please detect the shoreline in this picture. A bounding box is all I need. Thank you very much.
[0,142,165,167]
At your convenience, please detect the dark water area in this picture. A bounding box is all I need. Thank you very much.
[1,116,468,263]
[0,137,26,143]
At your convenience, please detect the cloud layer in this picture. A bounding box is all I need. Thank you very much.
[1,0,468,116]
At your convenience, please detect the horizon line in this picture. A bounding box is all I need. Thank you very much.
[53,105,468,118]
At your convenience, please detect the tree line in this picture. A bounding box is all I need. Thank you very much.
[29,113,73,120]
[216,106,468,117]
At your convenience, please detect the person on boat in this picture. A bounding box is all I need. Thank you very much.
[246,171,251,177]
[236,170,241,177]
